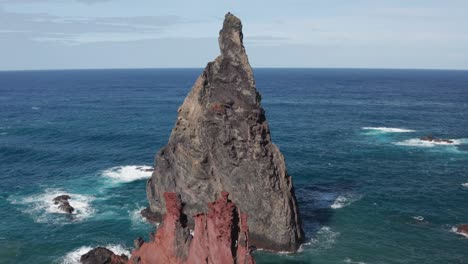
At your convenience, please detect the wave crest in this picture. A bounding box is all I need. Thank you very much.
[331,194,360,209]
[362,127,415,133]
[395,138,462,147]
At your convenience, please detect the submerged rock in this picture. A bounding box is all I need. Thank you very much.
[129,192,255,264]
[420,135,454,144]
[146,12,303,252]
[80,247,128,264]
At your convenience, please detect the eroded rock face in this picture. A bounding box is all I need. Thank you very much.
[130,192,255,264]
[146,12,304,252]
[80,247,128,264]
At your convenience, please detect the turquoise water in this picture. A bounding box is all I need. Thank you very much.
[0,69,467,263]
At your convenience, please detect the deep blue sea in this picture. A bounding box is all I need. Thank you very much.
[1,68,467,264]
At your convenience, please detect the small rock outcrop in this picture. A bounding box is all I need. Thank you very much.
[80,247,128,264]
[146,12,304,252]
[456,224,468,237]
[140,207,159,224]
[420,135,454,144]
[53,195,74,214]
[129,192,255,264]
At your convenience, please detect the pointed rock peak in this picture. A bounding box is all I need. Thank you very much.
[219,12,245,57]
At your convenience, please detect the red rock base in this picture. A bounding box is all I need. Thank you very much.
[129,192,255,264]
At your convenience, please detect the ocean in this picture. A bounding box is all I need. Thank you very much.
[0,68,467,264]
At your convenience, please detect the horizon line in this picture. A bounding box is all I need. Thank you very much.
[1,66,468,73]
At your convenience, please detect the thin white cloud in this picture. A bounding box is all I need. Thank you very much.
[0,7,185,44]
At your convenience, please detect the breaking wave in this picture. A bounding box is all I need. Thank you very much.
[362,127,415,133]
[394,138,463,148]
[128,206,155,228]
[60,244,130,264]
[8,188,95,224]
[462,183,468,188]
[330,194,361,209]
[101,165,153,183]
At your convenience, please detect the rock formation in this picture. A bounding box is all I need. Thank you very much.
[420,135,454,144]
[146,12,304,252]
[53,194,74,214]
[80,247,128,264]
[456,224,468,237]
[129,192,255,264]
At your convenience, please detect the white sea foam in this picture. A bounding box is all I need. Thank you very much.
[129,206,147,225]
[462,183,468,188]
[394,138,462,147]
[102,165,153,183]
[362,127,415,133]
[31,106,40,110]
[60,244,130,264]
[412,216,424,221]
[300,226,340,251]
[451,227,468,238]
[331,194,360,209]
[344,258,367,264]
[9,188,95,224]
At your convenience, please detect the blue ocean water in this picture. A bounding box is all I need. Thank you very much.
[0,68,467,264]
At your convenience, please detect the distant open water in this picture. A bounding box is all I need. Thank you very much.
[0,68,467,264]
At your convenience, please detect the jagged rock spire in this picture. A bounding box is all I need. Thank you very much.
[146,12,304,252]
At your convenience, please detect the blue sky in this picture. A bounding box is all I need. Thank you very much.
[1,0,467,70]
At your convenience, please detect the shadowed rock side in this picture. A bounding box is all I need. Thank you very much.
[146,12,304,252]
[129,192,255,264]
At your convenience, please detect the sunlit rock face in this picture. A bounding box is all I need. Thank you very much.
[146,12,304,252]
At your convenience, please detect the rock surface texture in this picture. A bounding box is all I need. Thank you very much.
[129,192,255,264]
[80,247,128,264]
[456,224,468,237]
[53,194,74,214]
[146,12,304,251]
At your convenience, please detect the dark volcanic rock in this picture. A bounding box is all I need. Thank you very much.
[140,207,160,223]
[53,195,70,205]
[146,12,304,251]
[53,195,74,214]
[80,247,128,264]
[129,192,255,264]
[58,202,74,214]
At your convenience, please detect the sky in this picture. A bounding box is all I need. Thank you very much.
[1,0,468,70]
